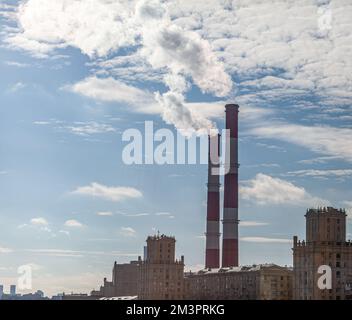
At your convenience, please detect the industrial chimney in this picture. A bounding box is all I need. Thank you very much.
[222,104,239,267]
[205,134,221,269]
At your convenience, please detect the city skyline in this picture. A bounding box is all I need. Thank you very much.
[0,0,352,296]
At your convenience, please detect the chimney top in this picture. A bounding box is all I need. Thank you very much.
[225,104,239,111]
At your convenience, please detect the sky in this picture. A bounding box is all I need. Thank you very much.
[0,0,352,296]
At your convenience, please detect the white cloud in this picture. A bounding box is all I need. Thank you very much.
[24,262,43,271]
[33,121,50,125]
[68,77,269,127]
[72,183,142,202]
[17,223,28,229]
[240,173,328,206]
[342,201,352,220]
[0,246,13,253]
[5,0,137,58]
[96,211,113,217]
[120,227,137,237]
[64,220,83,228]
[174,0,352,106]
[116,211,150,217]
[4,0,352,111]
[250,124,352,163]
[18,218,56,236]
[343,201,352,206]
[9,82,26,92]
[298,156,342,165]
[60,0,232,135]
[60,121,116,136]
[155,212,171,216]
[286,169,352,178]
[30,217,48,226]
[240,237,292,244]
[154,212,175,219]
[68,76,160,114]
[127,213,149,217]
[26,248,138,257]
[240,221,269,227]
[25,248,138,258]
[4,60,30,68]
[186,101,272,122]
[34,119,117,137]
[59,230,70,236]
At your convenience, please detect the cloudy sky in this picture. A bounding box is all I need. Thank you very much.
[0,0,351,296]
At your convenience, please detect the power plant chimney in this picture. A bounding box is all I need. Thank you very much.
[205,134,221,269]
[222,104,239,267]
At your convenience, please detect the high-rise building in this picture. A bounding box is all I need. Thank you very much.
[293,207,352,300]
[0,285,3,299]
[139,234,185,300]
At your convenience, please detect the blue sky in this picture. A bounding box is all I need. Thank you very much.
[0,0,352,296]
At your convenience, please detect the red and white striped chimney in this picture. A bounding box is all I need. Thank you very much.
[205,134,220,269]
[222,104,239,267]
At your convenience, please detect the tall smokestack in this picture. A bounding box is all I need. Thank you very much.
[222,104,239,267]
[205,134,220,269]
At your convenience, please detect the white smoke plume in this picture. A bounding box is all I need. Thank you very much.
[135,0,233,136]
[155,91,215,138]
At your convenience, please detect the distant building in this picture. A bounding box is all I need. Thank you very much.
[0,285,3,299]
[100,278,115,297]
[113,260,140,297]
[0,288,47,300]
[94,234,185,300]
[20,290,48,300]
[185,264,292,300]
[139,234,185,300]
[51,293,64,300]
[293,207,352,300]
[10,285,16,296]
[92,260,141,298]
[60,293,98,301]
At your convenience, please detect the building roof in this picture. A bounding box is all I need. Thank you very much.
[99,296,138,300]
[306,207,346,215]
[186,264,292,276]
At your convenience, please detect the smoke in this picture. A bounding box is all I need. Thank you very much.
[155,91,215,137]
[135,0,233,136]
